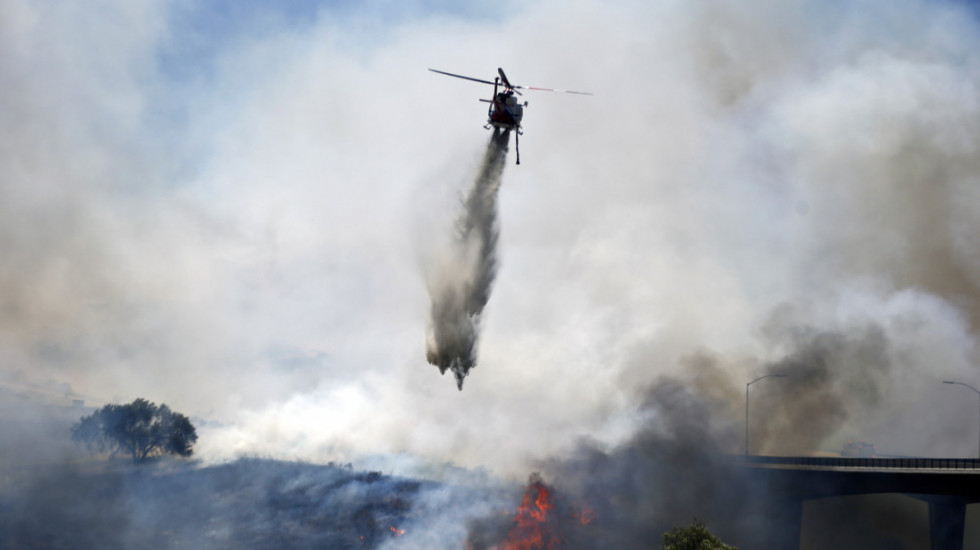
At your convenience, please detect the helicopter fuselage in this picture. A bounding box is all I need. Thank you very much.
[429,67,590,165]
[488,98,523,130]
[483,84,524,132]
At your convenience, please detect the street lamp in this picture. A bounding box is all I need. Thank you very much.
[746,374,789,456]
[942,380,980,459]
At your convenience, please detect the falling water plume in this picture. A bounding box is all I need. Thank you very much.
[425,129,510,390]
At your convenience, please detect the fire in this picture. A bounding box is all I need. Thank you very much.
[391,526,406,537]
[575,503,596,526]
[463,474,595,550]
[500,475,559,550]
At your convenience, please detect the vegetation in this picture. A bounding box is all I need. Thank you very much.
[0,458,435,550]
[71,398,198,464]
[663,519,739,550]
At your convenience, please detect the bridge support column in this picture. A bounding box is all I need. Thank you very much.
[760,498,803,550]
[928,499,965,550]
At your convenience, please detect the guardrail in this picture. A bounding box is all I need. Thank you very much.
[738,455,980,470]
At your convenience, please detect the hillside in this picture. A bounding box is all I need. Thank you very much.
[0,457,497,550]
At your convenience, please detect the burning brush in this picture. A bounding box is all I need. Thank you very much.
[465,473,595,550]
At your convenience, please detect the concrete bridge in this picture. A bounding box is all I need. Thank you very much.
[737,456,980,550]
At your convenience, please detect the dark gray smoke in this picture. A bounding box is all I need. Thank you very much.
[425,129,510,390]
[539,361,772,549]
[462,359,774,549]
[461,317,934,548]
[752,314,894,455]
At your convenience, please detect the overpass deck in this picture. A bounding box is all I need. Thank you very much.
[740,455,980,472]
[734,455,980,550]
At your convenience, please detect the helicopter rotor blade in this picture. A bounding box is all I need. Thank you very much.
[432,67,591,95]
[524,86,593,95]
[496,68,523,95]
[497,68,513,88]
[498,68,591,95]
[428,68,497,86]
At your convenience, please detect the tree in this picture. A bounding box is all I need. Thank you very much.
[71,398,198,464]
[663,519,739,550]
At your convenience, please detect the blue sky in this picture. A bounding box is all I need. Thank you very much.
[159,0,511,76]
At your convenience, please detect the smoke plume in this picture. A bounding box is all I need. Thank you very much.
[462,359,770,549]
[425,129,510,390]
[461,312,941,548]
[6,0,980,544]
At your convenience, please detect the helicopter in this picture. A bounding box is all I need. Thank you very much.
[428,67,592,164]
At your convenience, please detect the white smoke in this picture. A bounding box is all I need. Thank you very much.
[1,0,980,480]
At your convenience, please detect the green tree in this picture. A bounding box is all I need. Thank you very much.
[663,519,739,550]
[71,398,198,464]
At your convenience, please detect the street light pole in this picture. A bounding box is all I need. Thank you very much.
[943,380,980,459]
[745,374,789,456]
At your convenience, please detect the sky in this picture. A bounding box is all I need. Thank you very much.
[3,0,980,478]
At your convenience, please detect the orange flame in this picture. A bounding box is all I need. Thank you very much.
[391,526,406,537]
[575,503,596,526]
[500,476,559,550]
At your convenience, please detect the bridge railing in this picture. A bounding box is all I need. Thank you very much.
[740,455,980,470]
